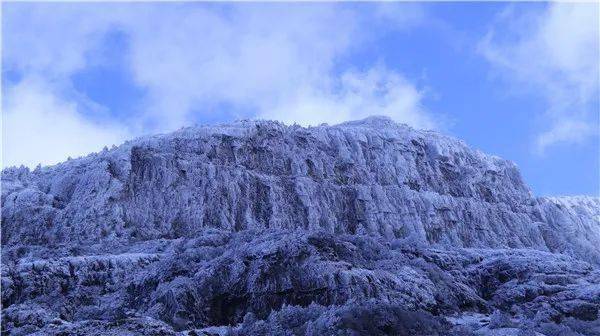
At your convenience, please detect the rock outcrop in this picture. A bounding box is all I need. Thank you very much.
[2,116,599,335]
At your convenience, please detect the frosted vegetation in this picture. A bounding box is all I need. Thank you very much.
[2,116,599,335]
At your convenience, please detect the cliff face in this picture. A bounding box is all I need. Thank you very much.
[1,117,599,335]
[2,116,598,260]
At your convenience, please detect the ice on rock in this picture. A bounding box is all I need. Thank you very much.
[1,117,599,335]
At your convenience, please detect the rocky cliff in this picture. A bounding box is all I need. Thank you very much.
[2,116,599,335]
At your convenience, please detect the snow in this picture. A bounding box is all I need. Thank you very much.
[2,117,598,335]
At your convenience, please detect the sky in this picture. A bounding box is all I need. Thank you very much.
[1,2,599,196]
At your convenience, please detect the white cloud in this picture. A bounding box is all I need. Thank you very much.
[120,5,434,129]
[2,78,129,168]
[536,120,594,151]
[120,5,353,129]
[2,3,436,168]
[262,66,434,129]
[479,3,599,153]
[2,4,114,78]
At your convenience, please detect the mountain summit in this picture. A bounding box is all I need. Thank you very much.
[2,117,599,335]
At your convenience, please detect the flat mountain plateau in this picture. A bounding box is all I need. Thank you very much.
[2,117,599,335]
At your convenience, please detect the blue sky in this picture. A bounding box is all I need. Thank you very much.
[2,2,599,196]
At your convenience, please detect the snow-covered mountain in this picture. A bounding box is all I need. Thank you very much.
[2,117,599,335]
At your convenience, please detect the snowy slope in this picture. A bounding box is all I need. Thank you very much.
[1,117,599,335]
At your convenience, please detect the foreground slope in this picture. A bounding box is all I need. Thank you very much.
[2,116,599,335]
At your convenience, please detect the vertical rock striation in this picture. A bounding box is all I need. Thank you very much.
[1,116,599,335]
